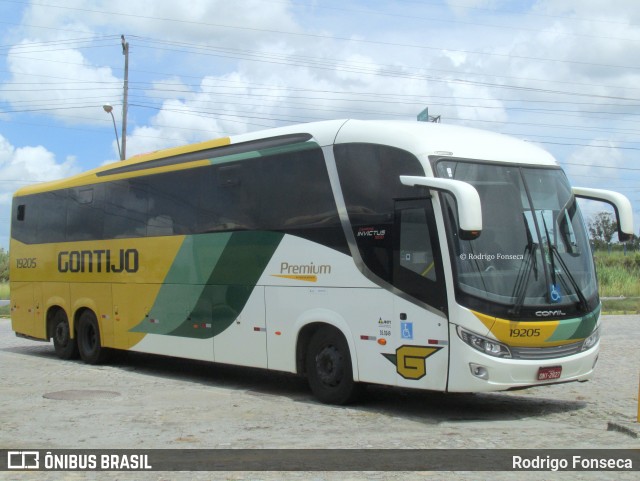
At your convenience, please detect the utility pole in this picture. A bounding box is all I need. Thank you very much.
[121,35,129,160]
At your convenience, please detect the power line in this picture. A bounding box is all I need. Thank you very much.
[7,45,640,105]
[562,162,640,171]
[271,0,640,43]
[0,5,638,172]
[2,0,639,73]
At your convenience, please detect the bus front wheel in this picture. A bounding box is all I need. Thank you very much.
[52,310,79,360]
[306,326,360,405]
[76,310,109,364]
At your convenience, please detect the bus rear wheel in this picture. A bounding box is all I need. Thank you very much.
[306,326,359,405]
[77,310,109,364]
[52,310,79,360]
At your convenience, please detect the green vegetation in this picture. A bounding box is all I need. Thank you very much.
[0,282,9,318]
[594,251,640,314]
[594,251,640,297]
[0,248,8,283]
[600,297,640,315]
[0,249,9,317]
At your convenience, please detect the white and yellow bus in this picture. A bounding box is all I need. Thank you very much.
[10,119,634,404]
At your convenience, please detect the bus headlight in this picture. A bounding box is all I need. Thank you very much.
[457,326,512,358]
[581,327,600,352]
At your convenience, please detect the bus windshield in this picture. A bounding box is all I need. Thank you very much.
[435,159,597,318]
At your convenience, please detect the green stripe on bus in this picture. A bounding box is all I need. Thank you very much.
[131,231,284,339]
[208,141,319,166]
[546,305,599,342]
[130,233,231,335]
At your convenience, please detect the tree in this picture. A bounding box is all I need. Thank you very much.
[0,248,8,282]
[587,211,618,249]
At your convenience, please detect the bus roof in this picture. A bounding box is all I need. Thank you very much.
[230,119,557,166]
[15,119,557,196]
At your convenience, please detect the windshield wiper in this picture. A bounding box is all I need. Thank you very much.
[539,211,589,313]
[510,214,539,317]
[509,242,538,317]
[549,245,590,313]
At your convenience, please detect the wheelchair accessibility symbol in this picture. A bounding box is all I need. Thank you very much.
[550,284,562,303]
[401,322,413,340]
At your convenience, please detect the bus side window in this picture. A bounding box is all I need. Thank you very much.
[200,163,258,232]
[104,180,149,238]
[11,202,31,244]
[36,191,67,243]
[334,143,426,283]
[146,168,201,236]
[393,198,446,308]
[67,186,104,241]
[398,207,436,282]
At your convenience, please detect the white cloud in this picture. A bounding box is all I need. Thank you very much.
[1,0,638,245]
[19,0,299,46]
[0,134,78,184]
[0,39,122,125]
[0,134,80,247]
[564,141,625,182]
[563,141,633,227]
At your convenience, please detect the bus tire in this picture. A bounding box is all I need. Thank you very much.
[306,326,359,405]
[76,310,109,364]
[52,310,79,360]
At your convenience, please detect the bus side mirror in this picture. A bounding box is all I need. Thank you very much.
[400,176,482,239]
[572,187,634,242]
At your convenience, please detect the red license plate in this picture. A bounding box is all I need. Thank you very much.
[537,366,562,381]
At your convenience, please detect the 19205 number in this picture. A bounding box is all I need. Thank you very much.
[510,328,541,338]
[16,258,37,269]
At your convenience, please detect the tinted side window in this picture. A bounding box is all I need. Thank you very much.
[259,148,331,227]
[11,143,348,252]
[199,163,261,232]
[103,179,148,238]
[334,143,425,281]
[67,186,104,241]
[197,146,347,253]
[12,198,34,244]
[12,191,68,244]
[36,191,67,243]
[258,148,347,253]
[146,168,203,236]
[394,199,446,308]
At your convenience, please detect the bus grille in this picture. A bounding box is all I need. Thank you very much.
[510,341,584,360]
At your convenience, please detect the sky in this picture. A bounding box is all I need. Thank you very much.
[0,0,638,249]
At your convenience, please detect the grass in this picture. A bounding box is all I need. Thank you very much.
[593,251,640,314]
[600,297,640,315]
[594,252,640,297]
[0,282,8,317]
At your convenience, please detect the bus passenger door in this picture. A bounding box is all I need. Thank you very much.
[391,198,449,391]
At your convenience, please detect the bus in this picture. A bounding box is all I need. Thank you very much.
[10,119,634,404]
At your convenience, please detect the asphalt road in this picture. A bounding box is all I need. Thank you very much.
[0,315,638,480]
